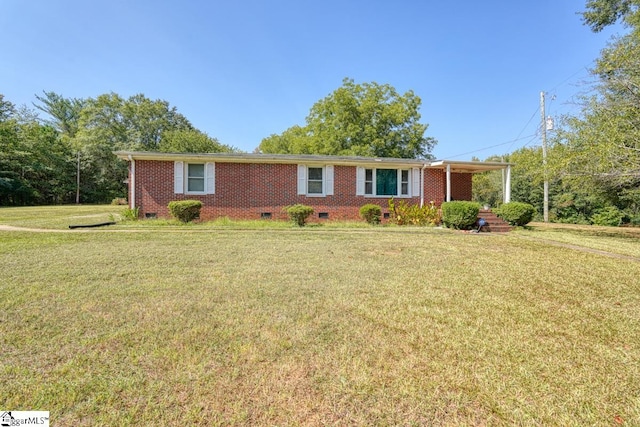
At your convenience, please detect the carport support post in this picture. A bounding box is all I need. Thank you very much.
[504,164,511,203]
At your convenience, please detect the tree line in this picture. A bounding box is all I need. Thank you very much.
[0,79,436,206]
[473,0,640,226]
[0,92,235,205]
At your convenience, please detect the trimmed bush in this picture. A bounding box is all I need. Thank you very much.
[495,202,535,226]
[168,200,203,223]
[441,201,480,230]
[591,206,624,227]
[359,204,382,225]
[285,204,314,227]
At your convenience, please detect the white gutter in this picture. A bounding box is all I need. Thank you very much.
[128,155,135,209]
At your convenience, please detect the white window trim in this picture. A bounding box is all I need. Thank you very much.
[298,164,334,197]
[186,163,206,194]
[307,166,325,196]
[358,167,413,198]
[175,161,215,195]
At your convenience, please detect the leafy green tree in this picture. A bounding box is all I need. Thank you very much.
[0,97,75,206]
[472,148,551,218]
[7,91,232,205]
[471,155,505,208]
[70,93,226,202]
[555,24,640,221]
[259,125,309,155]
[34,91,85,140]
[121,93,194,151]
[16,122,76,204]
[517,1,640,225]
[582,0,640,32]
[259,78,436,159]
[0,94,16,121]
[159,129,235,153]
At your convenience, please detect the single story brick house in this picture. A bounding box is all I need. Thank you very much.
[114,151,511,221]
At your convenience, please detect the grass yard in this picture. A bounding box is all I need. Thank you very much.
[0,204,126,229]
[514,222,640,259]
[1,206,639,425]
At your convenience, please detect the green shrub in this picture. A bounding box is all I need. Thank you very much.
[120,207,139,221]
[590,206,624,227]
[495,202,536,226]
[388,199,442,226]
[359,204,382,225]
[168,200,203,223]
[441,201,480,230]
[628,214,640,226]
[285,204,314,227]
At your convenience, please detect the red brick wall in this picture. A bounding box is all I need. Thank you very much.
[132,160,471,221]
[451,173,473,201]
[424,169,446,204]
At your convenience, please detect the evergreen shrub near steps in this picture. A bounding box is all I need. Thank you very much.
[441,201,480,230]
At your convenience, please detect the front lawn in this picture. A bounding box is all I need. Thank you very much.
[1,207,639,425]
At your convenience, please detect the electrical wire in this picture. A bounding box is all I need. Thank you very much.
[505,106,540,153]
[441,65,599,161]
[442,134,537,160]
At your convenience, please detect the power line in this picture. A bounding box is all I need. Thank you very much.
[505,106,540,153]
[521,133,541,149]
[547,66,593,94]
[442,65,596,161]
[441,134,537,160]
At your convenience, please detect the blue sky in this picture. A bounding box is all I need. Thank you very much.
[1,0,622,160]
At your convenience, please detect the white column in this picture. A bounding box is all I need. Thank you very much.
[446,164,451,202]
[504,165,511,203]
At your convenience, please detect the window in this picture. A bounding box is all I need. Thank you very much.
[307,167,323,194]
[362,168,411,196]
[297,165,334,196]
[174,161,215,195]
[401,170,409,195]
[365,169,373,195]
[187,164,205,192]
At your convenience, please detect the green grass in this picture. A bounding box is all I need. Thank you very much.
[513,222,640,258]
[0,205,377,230]
[1,207,639,425]
[0,204,127,229]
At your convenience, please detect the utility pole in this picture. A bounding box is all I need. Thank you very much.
[540,91,549,222]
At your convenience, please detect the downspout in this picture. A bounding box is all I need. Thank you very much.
[420,163,427,207]
[446,163,451,202]
[128,155,135,210]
